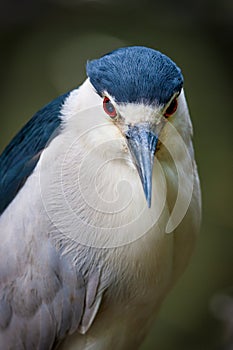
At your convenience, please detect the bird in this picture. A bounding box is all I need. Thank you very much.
[0,46,201,349]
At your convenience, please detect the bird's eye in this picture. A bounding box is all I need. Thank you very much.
[103,96,117,119]
[164,98,178,118]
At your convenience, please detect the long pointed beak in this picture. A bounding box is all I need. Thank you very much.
[125,123,158,208]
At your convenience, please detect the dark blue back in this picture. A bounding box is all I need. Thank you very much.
[0,92,70,214]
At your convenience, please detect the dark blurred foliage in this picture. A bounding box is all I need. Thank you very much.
[0,0,232,349]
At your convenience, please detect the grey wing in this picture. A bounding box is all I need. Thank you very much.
[0,237,104,350]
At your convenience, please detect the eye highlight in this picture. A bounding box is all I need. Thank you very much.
[164,98,178,118]
[103,97,117,119]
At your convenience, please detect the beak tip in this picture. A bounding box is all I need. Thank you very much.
[146,194,152,208]
[144,187,152,208]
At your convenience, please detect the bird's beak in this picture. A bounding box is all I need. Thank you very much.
[125,123,158,208]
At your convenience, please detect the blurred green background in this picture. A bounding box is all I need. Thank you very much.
[0,0,232,349]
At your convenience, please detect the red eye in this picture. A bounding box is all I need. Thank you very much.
[164,98,178,118]
[103,96,117,118]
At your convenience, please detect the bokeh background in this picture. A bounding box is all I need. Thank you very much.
[0,0,232,349]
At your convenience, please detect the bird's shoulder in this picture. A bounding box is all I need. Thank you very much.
[0,92,70,215]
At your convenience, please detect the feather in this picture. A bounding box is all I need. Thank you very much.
[0,92,70,214]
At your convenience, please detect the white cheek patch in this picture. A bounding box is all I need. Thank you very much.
[60,78,102,123]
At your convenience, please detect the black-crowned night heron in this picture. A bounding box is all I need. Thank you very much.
[0,46,201,349]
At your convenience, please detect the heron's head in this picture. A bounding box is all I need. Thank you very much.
[64,46,186,208]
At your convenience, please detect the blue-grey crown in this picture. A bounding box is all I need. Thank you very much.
[86,46,183,106]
